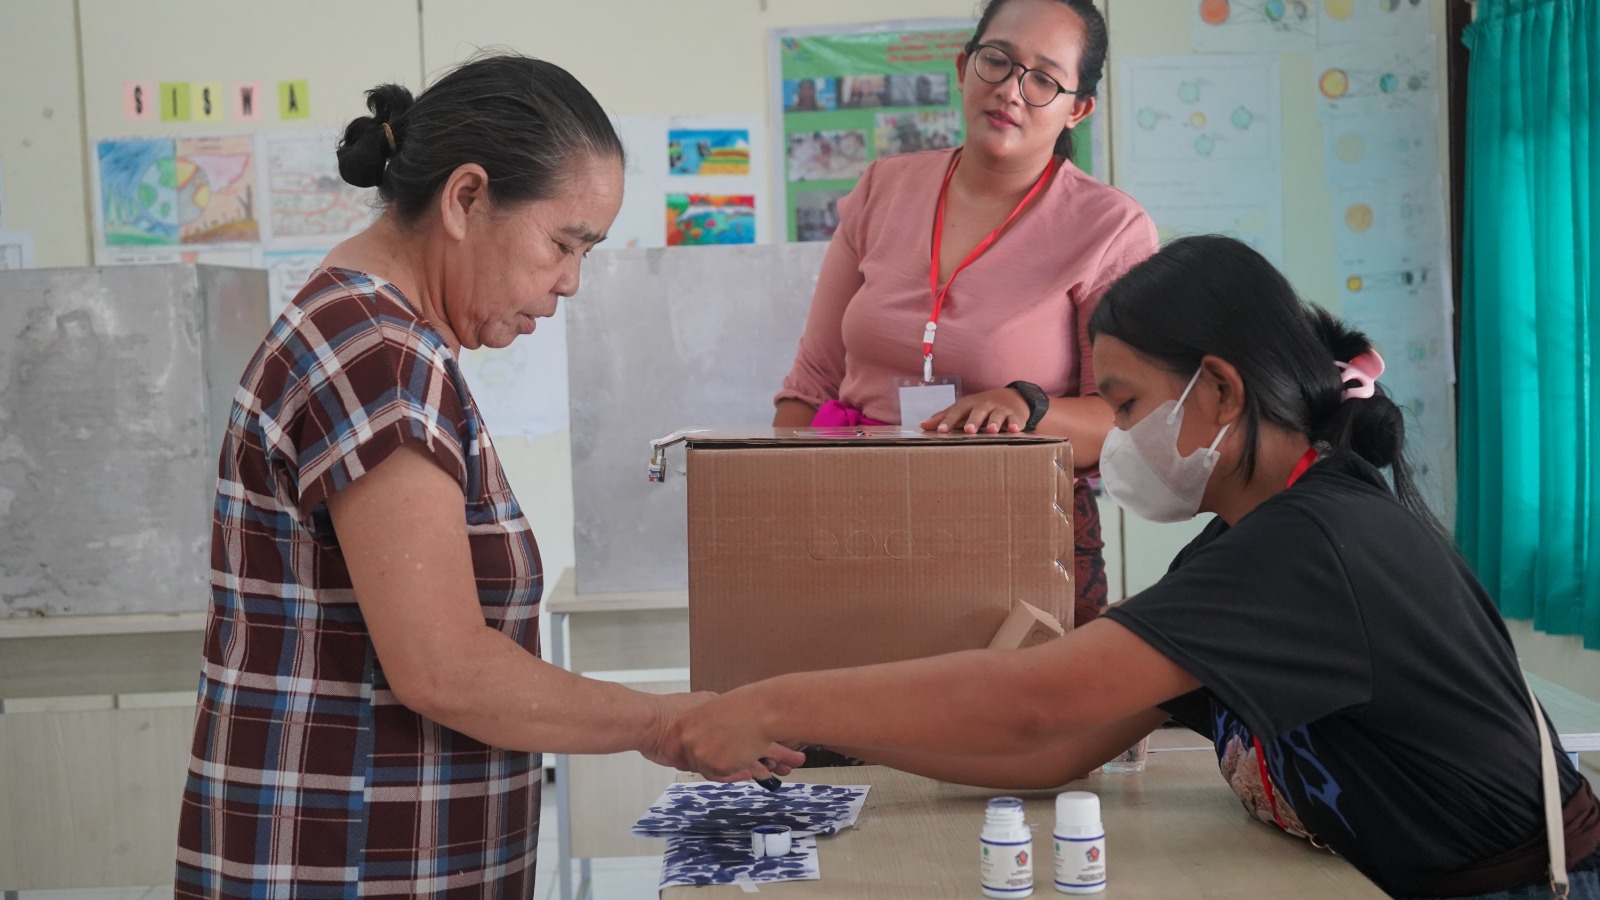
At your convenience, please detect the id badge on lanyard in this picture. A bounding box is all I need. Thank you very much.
[896,375,962,428]
[914,151,1058,422]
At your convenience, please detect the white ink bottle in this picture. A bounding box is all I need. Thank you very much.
[980,796,1034,898]
[1053,791,1106,894]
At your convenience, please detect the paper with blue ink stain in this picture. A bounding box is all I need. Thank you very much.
[660,833,822,889]
[632,782,871,838]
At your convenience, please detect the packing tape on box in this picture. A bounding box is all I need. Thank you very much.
[750,824,793,858]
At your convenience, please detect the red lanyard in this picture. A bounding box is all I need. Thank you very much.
[922,151,1059,382]
[1252,444,1323,835]
[1286,446,1319,487]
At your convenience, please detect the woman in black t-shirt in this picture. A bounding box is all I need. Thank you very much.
[672,236,1600,898]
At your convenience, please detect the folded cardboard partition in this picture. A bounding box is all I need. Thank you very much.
[685,427,1072,693]
[987,600,1067,651]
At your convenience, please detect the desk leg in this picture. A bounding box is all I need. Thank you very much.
[552,610,575,900]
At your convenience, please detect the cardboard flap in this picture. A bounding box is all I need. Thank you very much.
[988,600,1067,650]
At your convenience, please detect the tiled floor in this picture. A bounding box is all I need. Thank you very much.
[7,780,665,900]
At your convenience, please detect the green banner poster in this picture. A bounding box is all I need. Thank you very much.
[772,20,1098,242]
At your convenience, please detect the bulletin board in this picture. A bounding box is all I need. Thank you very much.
[770,19,1106,243]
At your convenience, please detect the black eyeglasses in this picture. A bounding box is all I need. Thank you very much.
[969,44,1087,108]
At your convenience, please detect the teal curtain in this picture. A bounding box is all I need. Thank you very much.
[1459,0,1600,644]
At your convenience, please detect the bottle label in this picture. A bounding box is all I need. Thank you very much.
[981,837,1034,892]
[1054,832,1106,890]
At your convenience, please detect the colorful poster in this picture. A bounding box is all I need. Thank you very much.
[666,194,757,246]
[773,21,1102,242]
[668,129,752,175]
[261,130,376,243]
[97,138,179,246]
[176,135,258,244]
[1192,0,1318,53]
[611,114,767,248]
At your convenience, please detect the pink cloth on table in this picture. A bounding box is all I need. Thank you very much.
[775,147,1158,425]
[810,400,888,428]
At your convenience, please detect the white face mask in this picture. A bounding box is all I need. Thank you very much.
[1100,369,1231,523]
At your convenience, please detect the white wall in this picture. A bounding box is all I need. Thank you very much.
[1,1,91,267]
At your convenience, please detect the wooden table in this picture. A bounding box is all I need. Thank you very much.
[662,730,1383,898]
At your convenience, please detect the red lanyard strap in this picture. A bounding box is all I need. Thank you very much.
[1286,446,1319,487]
[923,151,1059,381]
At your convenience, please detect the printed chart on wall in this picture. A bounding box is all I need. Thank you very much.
[769,21,1105,243]
[1115,54,1285,267]
[1192,0,1318,52]
[260,129,377,247]
[609,114,766,250]
[1312,0,1452,517]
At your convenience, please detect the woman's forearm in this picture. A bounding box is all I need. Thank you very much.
[1036,395,1114,468]
[751,623,1186,755]
[774,398,819,427]
[397,625,677,758]
[825,707,1169,789]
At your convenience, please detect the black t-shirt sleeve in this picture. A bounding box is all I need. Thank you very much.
[1105,504,1373,741]
[1158,689,1214,738]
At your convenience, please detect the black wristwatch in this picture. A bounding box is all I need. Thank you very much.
[1007,380,1050,432]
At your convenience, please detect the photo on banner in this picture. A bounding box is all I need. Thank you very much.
[771,20,1103,243]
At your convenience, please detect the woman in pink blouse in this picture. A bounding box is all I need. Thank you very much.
[775,0,1158,625]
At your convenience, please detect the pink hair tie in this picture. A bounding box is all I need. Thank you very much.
[1335,349,1385,401]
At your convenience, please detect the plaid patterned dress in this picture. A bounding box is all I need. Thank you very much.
[176,268,544,898]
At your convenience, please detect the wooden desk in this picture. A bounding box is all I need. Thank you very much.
[662,731,1383,899]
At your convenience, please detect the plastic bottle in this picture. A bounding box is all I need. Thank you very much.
[980,796,1034,898]
[1053,791,1106,894]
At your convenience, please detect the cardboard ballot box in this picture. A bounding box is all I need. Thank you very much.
[684,428,1073,693]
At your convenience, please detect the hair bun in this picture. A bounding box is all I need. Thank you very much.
[336,84,416,189]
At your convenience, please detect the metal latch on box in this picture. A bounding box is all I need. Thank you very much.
[647,429,711,483]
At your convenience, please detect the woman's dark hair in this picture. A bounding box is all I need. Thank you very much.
[336,52,623,224]
[964,0,1109,159]
[1088,235,1440,528]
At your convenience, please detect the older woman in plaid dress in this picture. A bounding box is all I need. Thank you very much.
[175,53,800,899]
